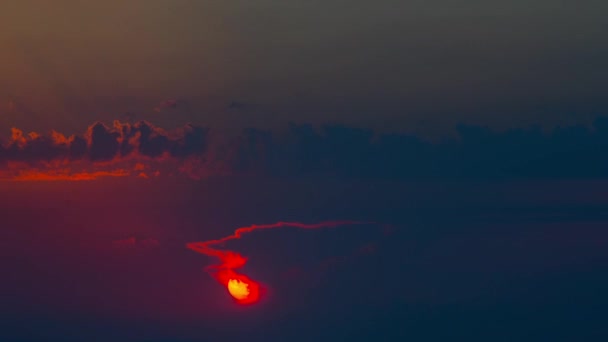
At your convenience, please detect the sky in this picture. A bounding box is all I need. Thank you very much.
[0,0,607,133]
[2,178,608,341]
[1,1,608,341]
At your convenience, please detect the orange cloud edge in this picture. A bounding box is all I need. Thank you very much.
[0,120,219,182]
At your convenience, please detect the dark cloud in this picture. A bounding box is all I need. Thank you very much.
[227,116,608,180]
[0,120,209,163]
[3,116,608,180]
[0,120,213,180]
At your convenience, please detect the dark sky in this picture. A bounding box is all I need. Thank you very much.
[1,1,607,133]
[1,1,608,341]
[2,178,608,341]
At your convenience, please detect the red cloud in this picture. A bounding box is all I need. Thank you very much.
[0,120,217,181]
[5,116,603,182]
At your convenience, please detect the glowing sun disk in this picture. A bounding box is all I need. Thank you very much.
[227,279,250,300]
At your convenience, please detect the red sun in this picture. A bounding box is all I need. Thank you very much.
[187,221,368,306]
[225,274,261,305]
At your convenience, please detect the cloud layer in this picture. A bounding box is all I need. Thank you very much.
[3,117,608,180]
[0,120,213,180]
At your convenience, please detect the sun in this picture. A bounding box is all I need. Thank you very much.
[227,279,250,300]
[223,274,263,305]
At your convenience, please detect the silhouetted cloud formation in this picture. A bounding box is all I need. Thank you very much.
[0,120,211,180]
[2,117,608,180]
[0,120,208,162]
[229,117,608,179]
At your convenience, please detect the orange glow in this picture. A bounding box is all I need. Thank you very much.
[0,120,214,182]
[228,279,249,299]
[227,279,250,300]
[51,130,71,145]
[4,169,130,181]
[10,128,27,147]
[186,221,368,305]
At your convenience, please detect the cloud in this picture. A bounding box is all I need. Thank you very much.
[3,116,608,181]
[0,120,214,181]
[1,120,209,162]
[227,118,608,179]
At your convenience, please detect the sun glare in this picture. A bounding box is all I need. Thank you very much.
[227,279,250,300]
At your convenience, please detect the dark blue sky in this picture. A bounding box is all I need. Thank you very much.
[1,178,608,341]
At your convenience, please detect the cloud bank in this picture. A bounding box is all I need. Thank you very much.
[2,117,608,180]
[0,120,214,180]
